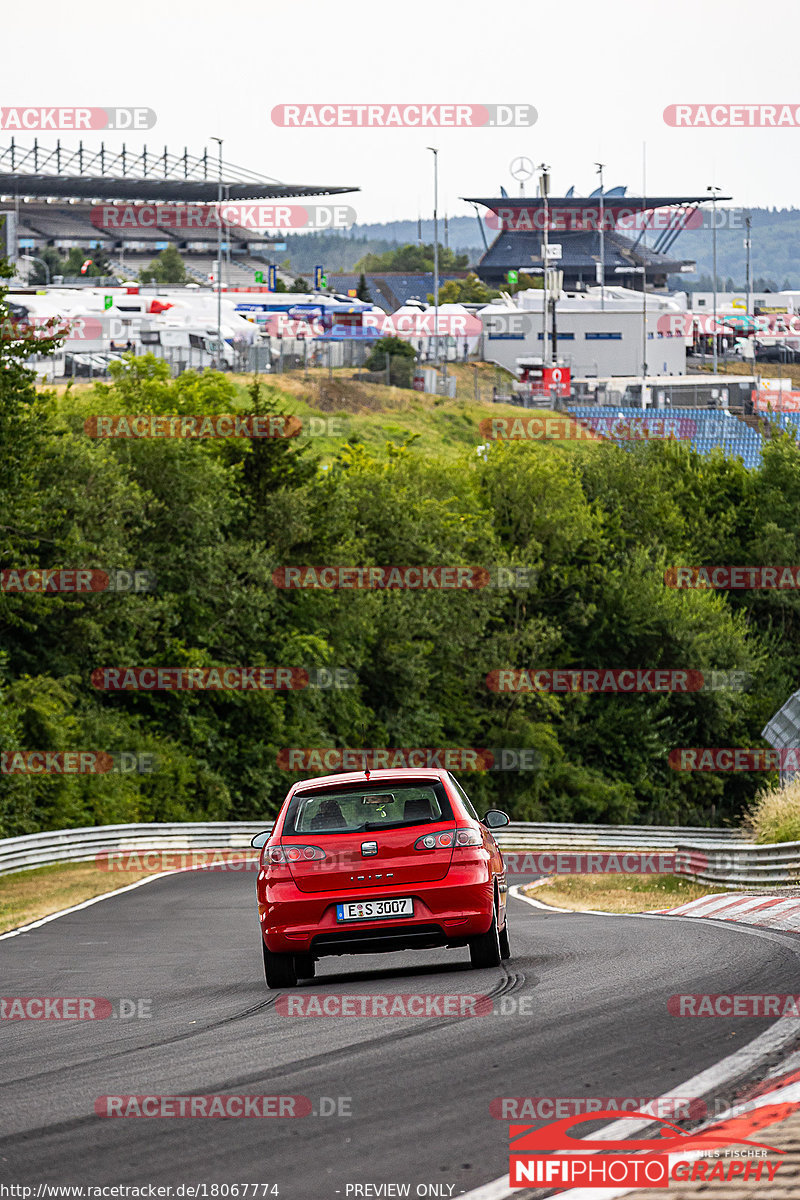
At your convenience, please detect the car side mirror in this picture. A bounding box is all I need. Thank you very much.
[250,831,271,848]
[482,809,510,829]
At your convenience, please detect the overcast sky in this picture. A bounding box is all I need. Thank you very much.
[2,0,798,225]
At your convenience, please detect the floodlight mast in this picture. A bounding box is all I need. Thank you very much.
[595,162,605,310]
[210,137,223,366]
[538,164,550,367]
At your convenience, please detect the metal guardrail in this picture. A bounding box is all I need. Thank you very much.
[495,823,745,850]
[675,843,800,889]
[0,822,272,876]
[0,820,745,878]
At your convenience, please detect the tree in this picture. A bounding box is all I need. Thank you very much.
[0,238,64,496]
[356,272,371,302]
[139,246,188,286]
[354,243,470,273]
[507,272,543,295]
[364,336,416,387]
[429,272,500,304]
[28,248,64,285]
[60,247,113,278]
[238,379,320,507]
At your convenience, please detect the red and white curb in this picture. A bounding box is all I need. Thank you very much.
[513,883,800,935]
[664,892,800,933]
[454,887,800,1199]
[461,1063,800,1200]
[517,1069,800,1200]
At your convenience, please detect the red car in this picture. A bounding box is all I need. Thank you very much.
[251,768,511,989]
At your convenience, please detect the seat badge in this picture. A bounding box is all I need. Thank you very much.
[361,841,378,856]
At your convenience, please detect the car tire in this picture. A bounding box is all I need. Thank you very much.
[262,941,298,989]
[469,902,501,969]
[499,912,511,960]
[294,954,315,979]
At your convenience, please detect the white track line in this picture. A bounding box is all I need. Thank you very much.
[459,886,800,1200]
[0,862,254,940]
[528,1078,800,1200]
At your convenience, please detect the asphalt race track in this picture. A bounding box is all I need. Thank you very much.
[2,869,799,1198]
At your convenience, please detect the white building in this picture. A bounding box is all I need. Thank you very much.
[478,286,687,379]
[688,290,796,315]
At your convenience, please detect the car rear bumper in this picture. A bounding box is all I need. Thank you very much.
[259,875,495,956]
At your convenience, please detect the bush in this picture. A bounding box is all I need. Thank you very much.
[743,780,800,843]
[364,338,416,387]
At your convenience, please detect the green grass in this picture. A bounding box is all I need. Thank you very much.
[523,873,721,913]
[49,363,602,466]
[0,861,158,933]
[744,779,800,844]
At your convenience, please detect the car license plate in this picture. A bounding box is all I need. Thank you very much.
[336,897,414,922]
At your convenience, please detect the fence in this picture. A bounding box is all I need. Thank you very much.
[675,842,800,889]
[0,820,746,878]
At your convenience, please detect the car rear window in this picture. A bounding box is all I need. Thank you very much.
[283,782,454,836]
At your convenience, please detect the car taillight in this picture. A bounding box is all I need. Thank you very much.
[414,829,456,850]
[265,845,326,864]
[454,828,482,847]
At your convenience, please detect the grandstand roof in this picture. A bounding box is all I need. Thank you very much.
[0,142,358,203]
[327,272,469,311]
[463,194,731,212]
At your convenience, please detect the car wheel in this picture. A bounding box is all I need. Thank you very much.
[262,940,298,989]
[499,912,511,960]
[295,954,315,979]
[469,902,501,969]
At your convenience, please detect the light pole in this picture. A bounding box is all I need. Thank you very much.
[538,163,550,366]
[745,212,752,321]
[615,265,647,407]
[211,137,223,367]
[225,184,232,291]
[708,185,722,374]
[427,147,439,375]
[595,162,605,310]
[22,254,50,285]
